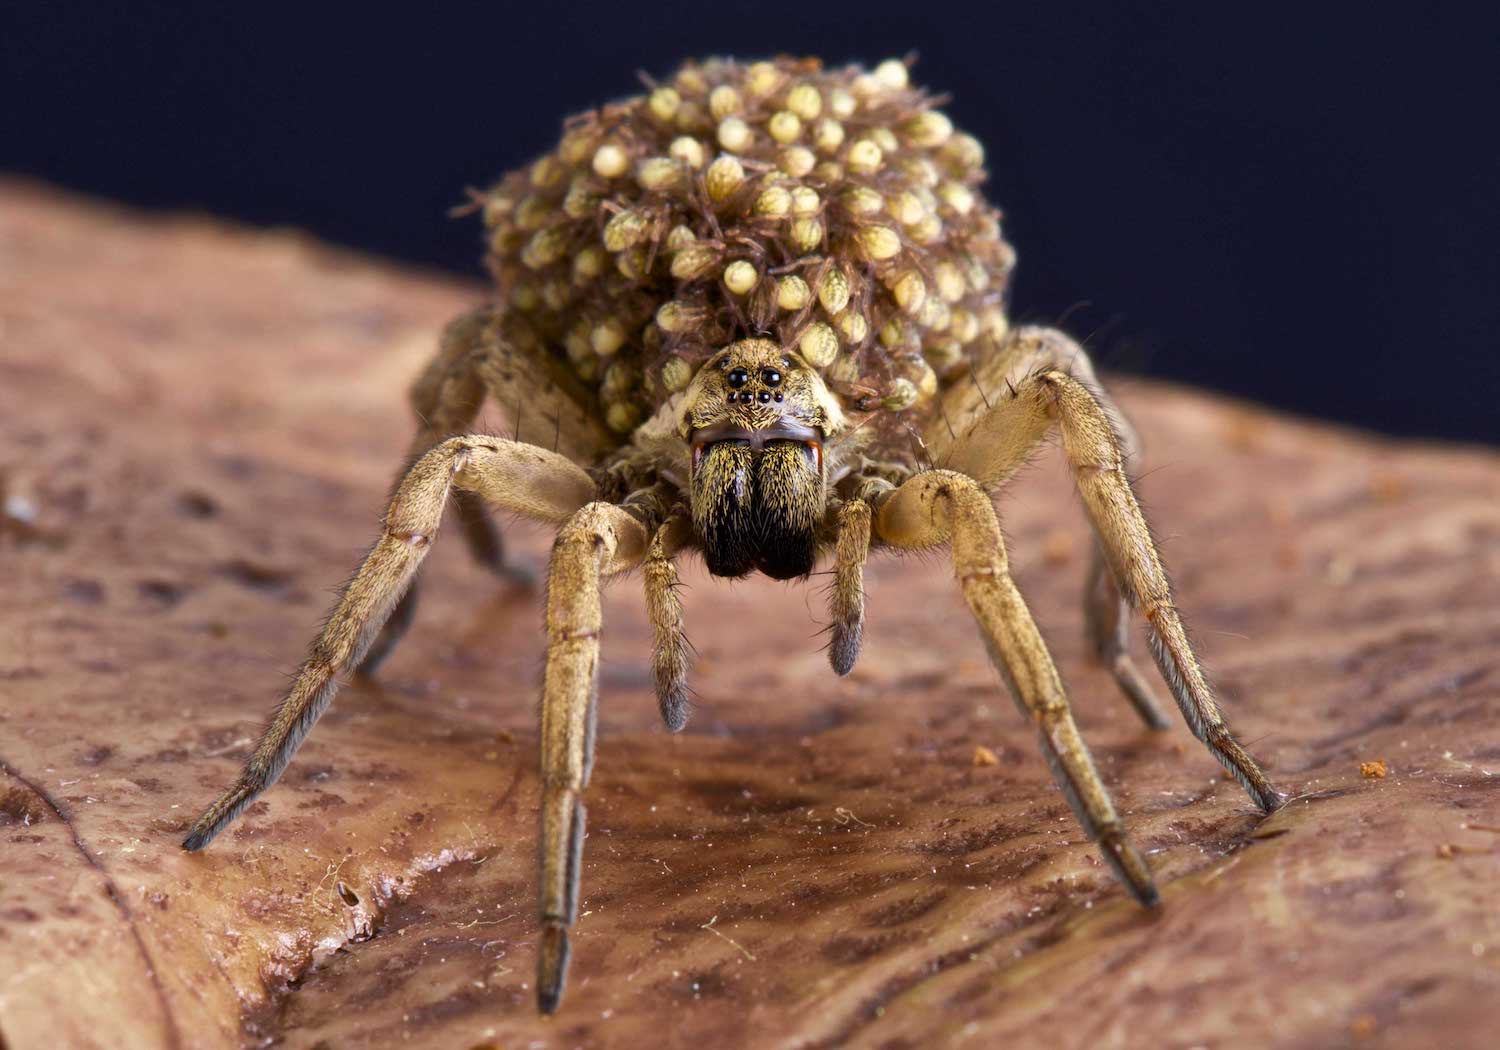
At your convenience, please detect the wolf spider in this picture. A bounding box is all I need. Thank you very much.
[181,57,1282,1015]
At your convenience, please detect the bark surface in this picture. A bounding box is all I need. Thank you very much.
[2,180,1497,1050]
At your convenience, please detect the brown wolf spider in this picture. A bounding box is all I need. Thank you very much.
[182,55,1283,1013]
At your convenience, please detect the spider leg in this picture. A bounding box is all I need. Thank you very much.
[828,494,874,675]
[645,512,694,731]
[938,327,1171,729]
[182,437,594,851]
[357,314,534,674]
[536,498,652,1014]
[873,470,1158,904]
[942,335,1282,812]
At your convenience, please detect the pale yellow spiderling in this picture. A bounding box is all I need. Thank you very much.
[790,217,824,252]
[768,111,802,144]
[828,86,856,118]
[886,191,926,227]
[870,126,899,155]
[856,225,902,261]
[780,146,816,177]
[813,118,845,154]
[934,261,967,303]
[842,186,884,216]
[790,186,820,215]
[723,260,758,294]
[892,270,926,315]
[942,132,985,172]
[938,181,975,215]
[660,356,693,392]
[834,309,869,345]
[591,318,626,356]
[846,139,884,175]
[530,154,564,189]
[799,321,840,366]
[882,376,919,410]
[904,111,954,148]
[708,84,743,120]
[949,307,980,345]
[665,224,697,252]
[775,274,811,310]
[670,243,719,281]
[637,157,682,192]
[648,86,681,122]
[744,60,784,97]
[717,117,752,152]
[669,136,707,168]
[591,143,630,179]
[785,82,822,120]
[706,155,746,201]
[654,300,693,332]
[603,209,647,252]
[571,246,605,282]
[874,58,909,90]
[521,228,567,270]
[515,195,551,231]
[817,268,851,315]
[754,186,792,218]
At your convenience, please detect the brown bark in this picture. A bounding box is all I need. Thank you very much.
[2,178,1497,1050]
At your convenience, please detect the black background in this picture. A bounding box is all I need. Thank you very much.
[4,4,1496,443]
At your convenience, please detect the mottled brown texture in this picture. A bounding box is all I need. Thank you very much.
[2,179,1499,1049]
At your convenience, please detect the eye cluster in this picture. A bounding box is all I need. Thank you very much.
[724,364,786,405]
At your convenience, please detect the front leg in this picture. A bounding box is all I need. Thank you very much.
[873,470,1159,904]
[536,499,651,1013]
[939,327,1172,729]
[941,348,1282,813]
[181,438,594,850]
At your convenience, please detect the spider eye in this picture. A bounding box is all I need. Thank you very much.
[761,368,782,387]
[727,367,750,389]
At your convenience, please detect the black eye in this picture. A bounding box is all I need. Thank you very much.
[727,367,750,388]
[761,368,782,387]
[758,390,772,403]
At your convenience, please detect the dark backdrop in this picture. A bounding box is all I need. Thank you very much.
[5,4,1496,443]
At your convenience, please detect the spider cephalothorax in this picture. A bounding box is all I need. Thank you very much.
[182,55,1283,1016]
[682,339,844,578]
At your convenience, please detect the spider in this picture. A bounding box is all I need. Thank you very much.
[182,55,1283,1014]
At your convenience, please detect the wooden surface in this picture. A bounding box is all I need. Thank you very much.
[2,179,1498,1050]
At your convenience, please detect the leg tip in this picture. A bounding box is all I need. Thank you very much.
[658,685,690,733]
[829,622,861,677]
[536,923,571,1014]
[181,825,213,852]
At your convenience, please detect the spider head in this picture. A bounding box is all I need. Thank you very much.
[678,339,845,580]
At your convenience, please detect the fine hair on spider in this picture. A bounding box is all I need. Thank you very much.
[180,54,1283,1015]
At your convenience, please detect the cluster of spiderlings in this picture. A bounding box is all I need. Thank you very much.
[479,55,1015,433]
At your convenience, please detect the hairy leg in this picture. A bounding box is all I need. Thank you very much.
[645,512,693,731]
[942,344,1281,812]
[940,327,1171,728]
[874,469,1158,903]
[182,437,594,850]
[536,499,651,1014]
[357,316,531,674]
[828,493,876,675]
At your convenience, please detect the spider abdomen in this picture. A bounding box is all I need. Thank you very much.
[478,55,1017,454]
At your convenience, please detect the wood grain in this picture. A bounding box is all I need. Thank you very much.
[2,179,1497,1050]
